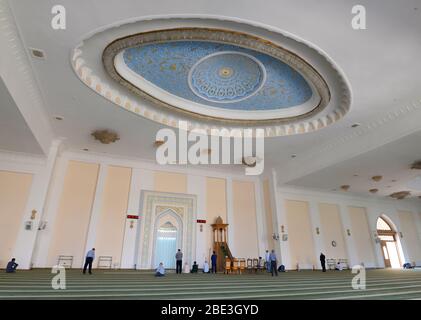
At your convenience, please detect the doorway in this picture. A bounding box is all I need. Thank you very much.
[377,217,401,268]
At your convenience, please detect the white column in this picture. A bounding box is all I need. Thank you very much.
[82,164,108,266]
[188,174,206,267]
[12,140,60,269]
[254,178,266,257]
[308,201,324,269]
[226,177,235,253]
[31,154,68,267]
[120,168,142,268]
[366,205,385,268]
[134,169,154,269]
[269,170,290,268]
[338,204,359,267]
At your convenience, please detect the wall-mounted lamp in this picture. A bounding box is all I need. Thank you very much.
[200,225,203,232]
[316,227,320,235]
[31,210,37,220]
[129,221,134,229]
[272,233,280,240]
[347,229,351,236]
[280,225,285,233]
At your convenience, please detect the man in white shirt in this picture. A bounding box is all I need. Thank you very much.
[203,260,210,273]
[155,262,165,277]
[83,248,95,274]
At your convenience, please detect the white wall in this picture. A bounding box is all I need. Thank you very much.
[273,185,421,269]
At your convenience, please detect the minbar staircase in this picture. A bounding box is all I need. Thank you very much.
[211,216,234,272]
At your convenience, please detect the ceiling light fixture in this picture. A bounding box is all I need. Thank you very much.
[54,116,64,121]
[91,129,120,144]
[369,189,378,194]
[351,123,360,128]
[340,185,350,191]
[372,175,383,182]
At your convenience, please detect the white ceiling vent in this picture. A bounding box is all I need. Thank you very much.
[29,48,46,59]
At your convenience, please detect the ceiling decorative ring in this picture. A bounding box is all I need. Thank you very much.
[188,51,266,103]
[71,17,351,137]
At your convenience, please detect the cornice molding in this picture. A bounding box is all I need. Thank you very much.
[62,149,258,182]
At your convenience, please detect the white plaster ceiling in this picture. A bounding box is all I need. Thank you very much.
[0,76,43,154]
[288,131,421,199]
[2,0,421,197]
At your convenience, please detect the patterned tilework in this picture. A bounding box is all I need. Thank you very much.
[123,41,313,110]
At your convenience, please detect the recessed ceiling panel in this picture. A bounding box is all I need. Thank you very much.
[73,18,351,136]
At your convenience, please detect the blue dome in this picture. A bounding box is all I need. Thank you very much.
[122,41,313,111]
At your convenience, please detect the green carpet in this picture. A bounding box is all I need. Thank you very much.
[0,269,420,300]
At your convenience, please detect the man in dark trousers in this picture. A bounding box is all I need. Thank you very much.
[211,251,217,273]
[175,249,183,274]
[83,248,95,274]
[320,252,326,272]
[6,258,18,273]
[269,250,278,276]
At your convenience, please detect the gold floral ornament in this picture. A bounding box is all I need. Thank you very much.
[389,191,411,200]
[410,160,421,169]
[30,210,37,220]
[154,139,165,147]
[340,185,350,191]
[91,130,120,144]
[242,156,257,167]
[371,175,383,182]
[369,189,378,194]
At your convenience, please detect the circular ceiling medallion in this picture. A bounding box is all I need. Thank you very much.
[188,52,266,103]
[72,17,351,136]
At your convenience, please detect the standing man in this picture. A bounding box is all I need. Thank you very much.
[211,251,217,273]
[269,250,278,277]
[6,258,18,273]
[175,249,183,274]
[83,248,95,274]
[265,250,270,272]
[320,252,326,272]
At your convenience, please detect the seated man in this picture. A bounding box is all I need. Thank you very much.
[191,261,199,273]
[6,258,18,273]
[258,257,263,270]
[203,260,210,273]
[403,262,413,269]
[335,262,344,271]
[155,262,165,277]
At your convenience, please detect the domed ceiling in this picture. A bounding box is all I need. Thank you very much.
[73,18,351,136]
[116,41,313,110]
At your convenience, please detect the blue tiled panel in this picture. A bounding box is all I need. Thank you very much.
[123,41,312,110]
